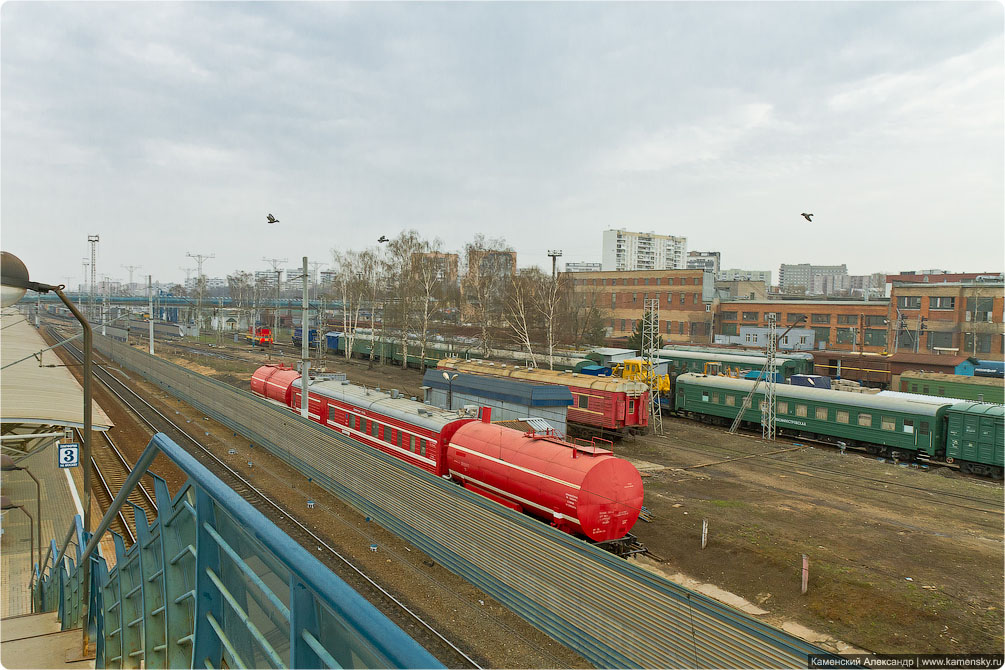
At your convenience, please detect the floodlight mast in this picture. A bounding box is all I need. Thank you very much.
[547,250,563,280]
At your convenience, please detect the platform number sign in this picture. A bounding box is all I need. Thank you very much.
[58,443,80,469]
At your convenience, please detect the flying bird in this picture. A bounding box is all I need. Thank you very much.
[800,213,813,222]
[377,235,389,243]
[266,213,279,224]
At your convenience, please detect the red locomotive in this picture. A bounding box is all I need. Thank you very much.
[437,358,650,438]
[251,364,644,543]
[244,326,273,346]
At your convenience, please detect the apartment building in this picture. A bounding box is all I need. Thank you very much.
[686,251,721,274]
[601,229,687,271]
[778,264,848,294]
[718,268,772,286]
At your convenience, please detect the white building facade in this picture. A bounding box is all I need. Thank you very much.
[565,262,603,273]
[718,269,772,286]
[601,229,687,271]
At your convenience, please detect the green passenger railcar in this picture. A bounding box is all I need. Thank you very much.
[656,350,805,379]
[945,403,1004,478]
[899,371,1004,405]
[674,373,952,459]
[661,345,815,375]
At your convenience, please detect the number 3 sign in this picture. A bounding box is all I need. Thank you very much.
[58,443,80,468]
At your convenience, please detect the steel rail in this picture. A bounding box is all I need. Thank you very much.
[64,336,482,670]
[94,334,837,669]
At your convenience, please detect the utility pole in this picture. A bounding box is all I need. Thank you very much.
[262,257,288,355]
[81,259,90,298]
[643,298,663,436]
[308,261,326,301]
[186,252,215,338]
[300,257,310,418]
[547,250,563,280]
[762,313,777,441]
[147,275,155,355]
[87,234,99,321]
[121,264,141,295]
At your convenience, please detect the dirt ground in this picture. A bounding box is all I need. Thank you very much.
[74,332,1005,658]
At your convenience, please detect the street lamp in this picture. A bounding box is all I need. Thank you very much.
[2,454,42,590]
[2,251,94,651]
[1,495,36,610]
[442,371,458,410]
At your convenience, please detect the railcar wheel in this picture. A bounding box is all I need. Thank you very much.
[991,467,1003,481]
[959,462,972,474]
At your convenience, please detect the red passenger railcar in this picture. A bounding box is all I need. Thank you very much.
[437,358,650,437]
[251,365,644,542]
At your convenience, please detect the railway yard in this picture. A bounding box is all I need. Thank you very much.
[43,323,1005,662]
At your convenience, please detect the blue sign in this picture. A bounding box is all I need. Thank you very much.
[58,443,80,468]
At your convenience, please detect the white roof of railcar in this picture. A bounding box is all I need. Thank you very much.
[294,378,463,432]
[875,390,970,405]
[440,359,649,394]
[657,349,790,368]
[676,373,950,416]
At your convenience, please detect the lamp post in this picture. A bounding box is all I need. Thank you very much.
[2,251,93,652]
[2,455,42,590]
[1,495,36,611]
[442,371,458,410]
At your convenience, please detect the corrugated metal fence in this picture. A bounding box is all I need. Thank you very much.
[96,336,832,668]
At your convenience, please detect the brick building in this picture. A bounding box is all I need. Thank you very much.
[888,280,1004,359]
[565,269,714,342]
[716,299,890,353]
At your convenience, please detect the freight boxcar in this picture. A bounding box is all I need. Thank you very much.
[945,403,1004,478]
[899,371,1004,405]
[438,358,649,437]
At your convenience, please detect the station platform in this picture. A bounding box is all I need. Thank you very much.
[1,614,93,669]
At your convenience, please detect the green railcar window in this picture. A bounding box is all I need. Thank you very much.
[836,410,849,424]
[725,395,736,406]
[702,392,710,402]
[920,422,930,435]
[911,384,918,392]
[938,387,945,395]
[795,404,808,417]
[777,401,788,414]
[881,416,896,431]
[903,420,914,434]
[712,392,720,404]
[857,413,873,427]
[815,407,828,421]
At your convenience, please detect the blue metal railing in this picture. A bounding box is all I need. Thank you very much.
[32,432,443,669]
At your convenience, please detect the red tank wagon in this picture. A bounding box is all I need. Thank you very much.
[251,365,644,542]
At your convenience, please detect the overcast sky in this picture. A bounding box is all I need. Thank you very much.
[2,1,1002,288]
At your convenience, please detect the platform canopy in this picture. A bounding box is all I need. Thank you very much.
[1,310,112,455]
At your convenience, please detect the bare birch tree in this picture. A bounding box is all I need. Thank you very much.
[462,234,514,357]
[506,270,539,363]
[330,249,367,361]
[385,231,424,369]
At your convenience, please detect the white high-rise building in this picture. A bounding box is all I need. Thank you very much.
[601,229,687,271]
[719,269,772,286]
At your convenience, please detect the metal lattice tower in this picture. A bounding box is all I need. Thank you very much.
[642,298,663,436]
[122,265,142,293]
[262,257,288,349]
[186,252,215,335]
[762,313,777,440]
[87,234,100,320]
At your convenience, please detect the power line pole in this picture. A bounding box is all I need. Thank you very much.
[547,249,563,280]
[186,252,215,338]
[643,298,663,436]
[308,261,326,301]
[81,259,90,297]
[87,234,99,321]
[762,313,777,441]
[300,257,310,418]
[262,257,288,356]
[148,275,155,355]
[121,264,141,295]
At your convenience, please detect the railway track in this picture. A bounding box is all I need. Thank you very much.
[57,331,483,669]
[79,428,159,545]
[636,418,1003,516]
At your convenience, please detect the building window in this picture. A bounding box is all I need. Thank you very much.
[692,293,698,304]
[667,278,674,286]
[744,333,752,343]
[881,416,896,431]
[812,327,831,344]
[864,315,887,327]
[864,329,888,347]
[621,319,626,331]
[811,314,831,324]
[720,311,738,321]
[929,296,955,310]
[787,313,806,324]
[927,331,953,350]
[679,321,685,334]
[836,328,854,344]
[897,296,922,310]
[644,278,649,286]
[694,277,701,285]
[836,410,849,424]
[722,323,738,336]
[837,314,857,325]
[633,292,637,303]
[743,312,758,322]
[964,333,993,353]
[858,413,873,427]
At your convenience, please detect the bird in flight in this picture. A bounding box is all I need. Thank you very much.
[266,213,279,224]
[800,213,813,222]
[377,235,389,243]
